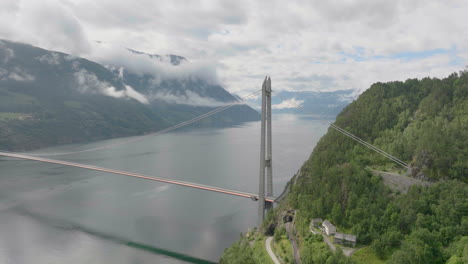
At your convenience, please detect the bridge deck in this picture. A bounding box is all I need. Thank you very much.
[0,152,276,203]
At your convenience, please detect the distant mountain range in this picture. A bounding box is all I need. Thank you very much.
[0,39,259,151]
[246,89,355,118]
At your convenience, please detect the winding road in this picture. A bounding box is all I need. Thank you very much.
[266,237,281,264]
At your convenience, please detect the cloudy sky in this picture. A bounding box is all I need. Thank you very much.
[1,0,467,96]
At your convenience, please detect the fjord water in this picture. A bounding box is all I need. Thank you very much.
[0,115,332,263]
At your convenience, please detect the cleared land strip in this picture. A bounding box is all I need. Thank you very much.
[369,169,432,193]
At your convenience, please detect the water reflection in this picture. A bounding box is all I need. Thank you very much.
[0,115,333,263]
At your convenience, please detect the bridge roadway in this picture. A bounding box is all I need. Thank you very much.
[0,152,277,203]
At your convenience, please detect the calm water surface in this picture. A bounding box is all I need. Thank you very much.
[0,114,332,263]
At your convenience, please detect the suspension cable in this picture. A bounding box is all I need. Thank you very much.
[329,124,409,168]
[271,90,409,169]
[6,90,261,157]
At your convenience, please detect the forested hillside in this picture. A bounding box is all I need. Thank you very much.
[0,40,259,151]
[0,40,165,151]
[221,71,467,264]
[332,72,467,181]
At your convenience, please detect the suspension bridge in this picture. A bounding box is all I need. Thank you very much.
[0,77,409,225]
[0,151,276,203]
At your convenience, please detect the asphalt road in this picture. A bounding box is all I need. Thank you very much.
[266,237,281,264]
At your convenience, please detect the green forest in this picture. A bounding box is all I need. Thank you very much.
[221,71,467,264]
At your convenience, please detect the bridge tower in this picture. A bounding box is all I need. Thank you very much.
[258,76,273,226]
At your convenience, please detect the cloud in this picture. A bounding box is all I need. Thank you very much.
[0,66,35,82]
[124,85,149,104]
[85,43,225,106]
[272,98,304,109]
[308,0,400,28]
[150,90,228,107]
[0,40,15,63]
[36,52,61,65]
[338,92,357,103]
[66,0,248,39]
[73,69,148,104]
[0,0,90,55]
[87,42,219,84]
[0,0,467,99]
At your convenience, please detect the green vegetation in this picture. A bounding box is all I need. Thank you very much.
[444,236,468,264]
[221,71,468,263]
[220,232,273,264]
[311,71,468,182]
[272,238,293,263]
[0,112,31,120]
[351,247,385,264]
[251,237,275,264]
[290,71,468,263]
[272,226,294,264]
[298,231,353,264]
[0,39,259,151]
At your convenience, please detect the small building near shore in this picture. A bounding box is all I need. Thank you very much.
[322,220,336,236]
[334,232,357,247]
[310,218,322,228]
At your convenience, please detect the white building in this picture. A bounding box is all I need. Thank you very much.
[322,220,336,236]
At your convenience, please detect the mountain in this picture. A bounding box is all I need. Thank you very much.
[104,48,260,127]
[245,89,355,118]
[0,40,259,151]
[127,48,187,65]
[272,90,355,117]
[221,71,467,263]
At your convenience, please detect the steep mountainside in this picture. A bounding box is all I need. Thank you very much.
[105,49,260,126]
[0,40,165,151]
[221,71,467,264]
[0,40,259,151]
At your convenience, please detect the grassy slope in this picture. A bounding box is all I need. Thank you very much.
[351,247,385,264]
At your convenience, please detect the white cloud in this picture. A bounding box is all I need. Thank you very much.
[150,90,228,107]
[0,66,35,82]
[272,98,304,109]
[36,52,61,65]
[124,85,149,104]
[0,40,15,63]
[88,42,219,84]
[0,0,467,98]
[0,0,90,55]
[73,69,148,104]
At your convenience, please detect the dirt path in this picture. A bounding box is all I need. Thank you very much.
[286,222,301,264]
[322,234,336,251]
[341,246,359,257]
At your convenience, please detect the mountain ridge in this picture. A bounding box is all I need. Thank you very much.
[0,39,260,151]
